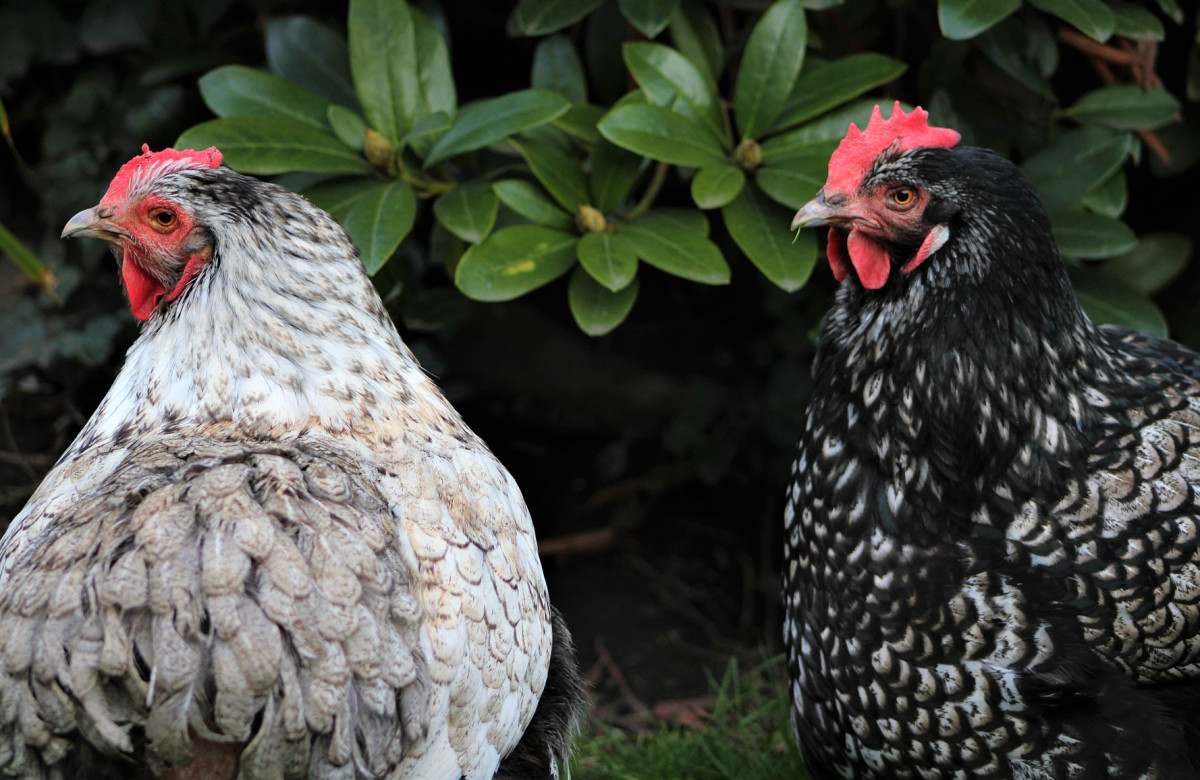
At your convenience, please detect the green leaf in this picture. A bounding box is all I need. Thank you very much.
[624,42,725,144]
[553,103,606,143]
[1027,0,1115,42]
[1068,266,1166,336]
[511,0,607,36]
[177,117,371,175]
[577,231,638,290]
[412,6,456,118]
[199,66,331,131]
[266,16,358,108]
[773,53,906,131]
[722,184,815,291]
[569,266,639,336]
[1059,85,1179,130]
[598,104,726,166]
[691,163,745,209]
[426,89,570,165]
[668,0,724,83]
[621,212,730,284]
[328,105,367,151]
[1080,170,1127,217]
[512,138,591,213]
[1111,3,1165,41]
[651,207,711,236]
[590,140,646,212]
[1022,127,1132,211]
[619,0,681,39]
[1049,209,1137,258]
[349,0,419,144]
[493,180,575,230]
[755,164,826,209]
[304,178,416,274]
[0,221,57,298]
[533,35,588,104]
[734,0,807,139]
[1102,232,1192,294]
[937,0,1021,40]
[401,111,452,146]
[455,225,578,301]
[434,181,500,244]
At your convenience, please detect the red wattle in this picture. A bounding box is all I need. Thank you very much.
[826,230,850,282]
[846,229,891,289]
[121,253,165,321]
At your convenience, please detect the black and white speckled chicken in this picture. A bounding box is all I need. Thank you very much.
[1,147,585,779]
[784,103,1200,779]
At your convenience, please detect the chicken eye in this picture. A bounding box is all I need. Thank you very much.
[150,210,177,230]
[891,188,915,207]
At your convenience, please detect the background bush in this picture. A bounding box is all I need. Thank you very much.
[2,0,1199,747]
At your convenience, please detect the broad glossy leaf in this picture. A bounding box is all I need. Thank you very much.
[511,0,607,36]
[975,17,1055,99]
[1060,85,1180,130]
[624,42,725,143]
[533,35,587,104]
[1155,0,1182,25]
[1112,4,1164,40]
[756,165,825,209]
[1080,170,1127,217]
[621,212,730,284]
[691,163,745,209]
[1050,209,1137,259]
[937,0,1020,40]
[177,118,370,175]
[598,104,726,166]
[492,180,575,230]
[412,6,456,118]
[426,89,570,165]
[668,0,723,83]
[1022,127,1132,211]
[734,0,807,139]
[434,181,499,244]
[722,184,815,291]
[577,231,638,290]
[401,111,452,146]
[1102,232,1192,294]
[765,99,877,151]
[328,105,367,151]
[349,0,419,144]
[553,104,605,143]
[651,207,710,236]
[455,225,577,301]
[1067,266,1166,336]
[619,0,680,39]
[1028,0,1114,42]
[199,66,331,131]
[513,139,591,213]
[569,266,639,335]
[774,54,906,131]
[590,140,645,213]
[266,16,358,108]
[304,178,416,274]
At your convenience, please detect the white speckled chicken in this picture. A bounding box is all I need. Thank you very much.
[1,147,583,779]
[785,104,1200,778]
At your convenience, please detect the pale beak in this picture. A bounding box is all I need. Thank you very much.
[61,207,126,241]
[790,192,841,230]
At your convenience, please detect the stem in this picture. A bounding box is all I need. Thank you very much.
[626,161,669,221]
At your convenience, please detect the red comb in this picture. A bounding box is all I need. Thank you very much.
[824,102,960,194]
[101,144,223,205]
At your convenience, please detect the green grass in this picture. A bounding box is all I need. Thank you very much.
[569,656,811,780]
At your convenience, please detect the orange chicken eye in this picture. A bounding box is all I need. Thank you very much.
[150,210,177,230]
[891,188,915,207]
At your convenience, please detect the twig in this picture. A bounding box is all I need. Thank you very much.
[537,525,623,559]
